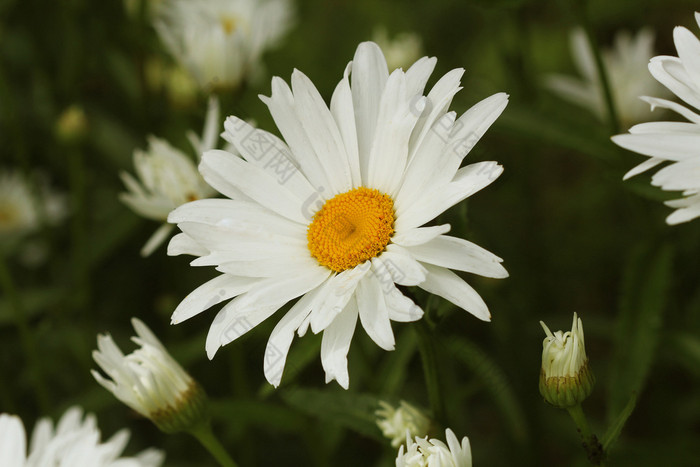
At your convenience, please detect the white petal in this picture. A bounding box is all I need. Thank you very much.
[674,26,700,92]
[222,117,316,200]
[383,283,423,322]
[649,55,700,110]
[356,273,395,350]
[396,162,503,231]
[640,96,700,124]
[216,253,320,278]
[392,224,451,247]
[622,157,666,180]
[404,56,437,98]
[373,245,427,286]
[140,223,174,257]
[320,299,359,389]
[171,274,260,324]
[200,150,307,223]
[612,133,700,161]
[330,63,362,187]
[309,263,370,334]
[260,78,330,193]
[205,266,331,358]
[418,263,491,321]
[407,235,508,279]
[264,285,324,387]
[0,414,26,467]
[292,69,353,194]
[351,41,389,181]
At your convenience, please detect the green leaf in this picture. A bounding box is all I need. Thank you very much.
[608,243,673,420]
[602,392,637,452]
[0,286,64,325]
[280,387,384,440]
[445,337,528,444]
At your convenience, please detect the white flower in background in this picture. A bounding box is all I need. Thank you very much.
[545,28,666,126]
[120,97,220,256]
[92,318,207,433]
[613,13,700,224]
[373,27,423,71]
[155,0,294,91]
[0,407,164,467]
[396,428,472,467]
[376,400,431,448]
[0,171,66,244]
[539,312,594,408]
[167,41,508,389]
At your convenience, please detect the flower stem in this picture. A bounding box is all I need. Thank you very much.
[189,422,239,467]
[415,319,446,426]
[0,254,50,413]
[566,403,606,466]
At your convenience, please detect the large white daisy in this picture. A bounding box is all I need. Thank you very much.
[167,41,508,389]
[612,12,700,224]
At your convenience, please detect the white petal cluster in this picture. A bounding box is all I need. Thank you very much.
[120,98,220,255]
[613,12,700,224]
[167,41,508,389]
[0,407,164,467]
[396,428,472,467]
[155,0,293,90]
[546,28,666,125]
[92,318,195,424]
[540,312,587,379]
[376,400,431,448]
[373,27,424,72]
[0,170,66,242]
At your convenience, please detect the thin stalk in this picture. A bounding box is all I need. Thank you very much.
[189,422,239,467]
[67,146,89,317]
[0,255,50,412]
[567,403,606,466]
[414,319,446,426]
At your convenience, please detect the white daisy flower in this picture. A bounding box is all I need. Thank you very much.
[0,407,164,467]
[376,400,431,448]
[0,171,40,240]
[92,318,207,433]
[167,41,508,389]
[120,97,220,256]
[539,312,594,408]
[545,28,666,126]
[155,0,294,91]
[373,27,424,72]
[612,12,700,224]
[396,428,472,467]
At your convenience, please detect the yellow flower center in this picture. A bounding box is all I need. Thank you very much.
[220,15,237,35]
[307,187,395,273]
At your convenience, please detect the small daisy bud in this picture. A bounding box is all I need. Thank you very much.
[55,105,88,144]
[539,312,595,408]
[375,400,431,448]
[92,318,209,434]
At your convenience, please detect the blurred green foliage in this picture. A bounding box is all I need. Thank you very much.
[2,0,700,465]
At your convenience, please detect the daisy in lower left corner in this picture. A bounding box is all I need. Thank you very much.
[167,41,508,389]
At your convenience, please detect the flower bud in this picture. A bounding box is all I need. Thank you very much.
[539,312,595,408]
[375,400,430,448]
[92,318,209,434]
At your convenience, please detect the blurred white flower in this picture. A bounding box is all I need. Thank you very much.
[376,400,430,448]
[396,428,472,467]
[120,97,220,256]
[373,27,423,71]
[155,0,294,91]
[613,12,700,224]
[0,407,164,467]
[0,170,66,246]
[539,312,594,408]
[546,28,666,126]
[92,318,207,433]
[167,41,508,389]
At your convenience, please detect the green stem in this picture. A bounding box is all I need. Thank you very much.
[190,422,239,467]
[567,404,606,466]
[415,319,446,426]
[67,146,89,317]
[0,255,50,413]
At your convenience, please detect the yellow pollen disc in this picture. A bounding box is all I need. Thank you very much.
[220,16,237,35]
[307,187,395,273]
